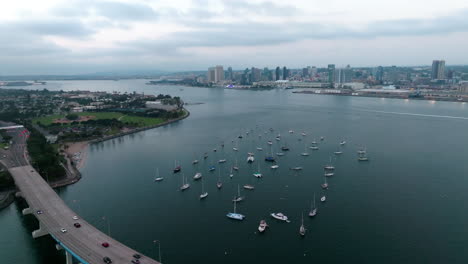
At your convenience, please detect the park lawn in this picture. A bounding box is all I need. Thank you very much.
[120,115,163,127]
[0,142,9,149]
[33,112,125,126]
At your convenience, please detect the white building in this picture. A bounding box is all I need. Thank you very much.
[145,101,178,111]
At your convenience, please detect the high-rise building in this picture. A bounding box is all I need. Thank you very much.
[335,65,352,84]
[251,67,261,82]
[207,67,216,83]
[215,65,224,83]
[310,66,317,77]
[375,66,384,82]
[227,67,233,80]
[302,68,309,78]
[431,60,445,80]
[275,66,281,81]
[283,66,288,80]
[328,64,335,84]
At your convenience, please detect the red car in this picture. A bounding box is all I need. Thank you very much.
[73,223,81,228]
[102,242,110,248]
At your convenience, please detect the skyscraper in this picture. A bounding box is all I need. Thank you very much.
[283,66,288,80]
[251,67,261,82]
[227,66,233,80]
[215,65,224,83]
[431,60,445,80]
[328,64,335,85]
[207,67,216,83]
[375,66,384,82]
[275,66,281,81]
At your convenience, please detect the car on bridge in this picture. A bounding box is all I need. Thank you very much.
[103,256,112,263]
[101,242,110,248]
[36,210,43,215]
[73,223,81,228]
[60,228,67,233]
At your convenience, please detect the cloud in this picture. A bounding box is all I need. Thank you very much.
[93,1,158,21]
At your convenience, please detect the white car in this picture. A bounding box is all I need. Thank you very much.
[60,228,67,233]
[72,216,78,220]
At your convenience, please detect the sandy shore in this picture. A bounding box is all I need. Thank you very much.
[64,141,89,170]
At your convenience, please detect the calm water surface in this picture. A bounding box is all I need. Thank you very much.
[2,80,468,263]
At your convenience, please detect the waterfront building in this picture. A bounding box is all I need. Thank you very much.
[431,60,446,80]
[251,67,261,82]
[328,64,335,85]
[375,66,384,82]
[283,66,289,80]
[335,65,352,84]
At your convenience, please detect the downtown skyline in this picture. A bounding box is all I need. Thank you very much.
[2,0,468,75]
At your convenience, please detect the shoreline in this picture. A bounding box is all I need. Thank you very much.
[52,108,190,188]
[292,90,467,103]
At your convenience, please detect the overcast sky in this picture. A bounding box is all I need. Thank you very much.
[2,0,468,75]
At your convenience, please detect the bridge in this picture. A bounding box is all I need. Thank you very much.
[2,124,160,264]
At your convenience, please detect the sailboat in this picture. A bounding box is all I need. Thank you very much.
[256,147,263,151]
[325,171,334,177]
[229,167,234,178]
[271,213,290,222]
[299,213,306,236]
[217,169,223,189]
[334,150,343,155]
[276,152,285,156]
[233,159,239,171]
[180,174,190,191]
[218,159,227,163]
[320,136,324,141]
[301,132,307,136]
[271,164,279,169]
[192,159,199,165]
[193,172,202,180]
[267,140,273,145]
[199,178,208,199]
[289,130,294,134]
[226,200,245,220]
[253,163,262,178]
[258,220,268,233]
[154,168,164,182]
[173,161,181,173]
[265,145,275,162]
[203,152,208,159]
[247,154,255,163]
[324,157,335,170]
[358,149,369,161]
[320,195,326,202]
[232,184,244,202]
[301,143,309,156]
[243,184,255,190]
[321,177,329,189]
[309,194,317,217]
[340,139,346,145]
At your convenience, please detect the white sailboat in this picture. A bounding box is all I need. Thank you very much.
[321,177,329,189]
[253,163,262,178]
[324,157,335,170]
[180,174,190,191]
[299,213,306,236]
[309,194,317,217]
[227,200,245,220]
[232,184,244,202]
[233,159,239,171]
[340,139,346,145]
[229,166,234,178]
[358,148,369,161]
[217,169,223,189]
[320,195,326,202]
[199,178,208,199]
[193,172,202,180]
[301,142,309,156]
[271,164,279,169]
[154,168,164,182]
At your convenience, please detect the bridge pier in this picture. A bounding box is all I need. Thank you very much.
[22,207,33,215]
[32,222,48,239]
[56,245,76,264]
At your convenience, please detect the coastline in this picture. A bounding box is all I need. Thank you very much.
[292,90,467,103]
[52,108,190,187]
